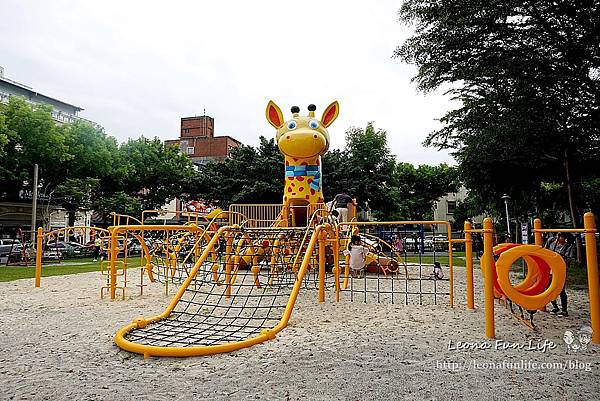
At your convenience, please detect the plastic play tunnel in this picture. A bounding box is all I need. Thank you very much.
[481,244,566,311]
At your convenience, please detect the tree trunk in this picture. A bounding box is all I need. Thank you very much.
[564,150,582,264]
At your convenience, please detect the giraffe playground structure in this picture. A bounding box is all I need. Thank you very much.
[108,101,600,357]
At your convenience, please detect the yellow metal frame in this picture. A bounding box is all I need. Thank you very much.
[34,225,111,288]
[114,225,327,357]
[339,220,456,307]
[481,212,599,344]
[228,204,283,227]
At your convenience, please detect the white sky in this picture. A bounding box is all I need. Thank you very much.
[1,0,456,165]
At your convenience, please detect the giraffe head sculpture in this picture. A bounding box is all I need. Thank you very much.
[266,101,339,226]
[266,101,339,159]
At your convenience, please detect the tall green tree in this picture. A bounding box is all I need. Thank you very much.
[395,0,600,227]
[0,97,72,200]
[116,137,196,211]
[63,121,119,182]
[190,137,284,207]
[92,191,144,222]
[394,163,460,220]
[0,112,10,154]
[333,122,398,218]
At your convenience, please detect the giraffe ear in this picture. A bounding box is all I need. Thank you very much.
[266,101,284,129]
[321,101,339,128]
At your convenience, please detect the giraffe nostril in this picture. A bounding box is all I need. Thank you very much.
[286,135,290,140]
[313,134,318,139]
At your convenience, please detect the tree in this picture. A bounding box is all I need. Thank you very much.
[55,178,99,226]
[321,148,350,201]
[0,112,10,155]
[334,123,398,218]
[117,137,197,212]
[63,121,119,183]
[92,191,144,222]
[394,163,460,220]
[0,97,72,201]
[190,137,284,207]
[395,0,600,229]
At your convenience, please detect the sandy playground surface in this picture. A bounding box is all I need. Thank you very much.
[1,265,599,401]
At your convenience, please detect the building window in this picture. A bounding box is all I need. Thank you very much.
[182,128,190,134]
[447,200,456,215]
[187,147,194,155]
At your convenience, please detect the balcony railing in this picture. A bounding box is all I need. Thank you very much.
[0,91,101,129]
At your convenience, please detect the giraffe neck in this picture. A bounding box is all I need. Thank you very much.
[283,155,324,205]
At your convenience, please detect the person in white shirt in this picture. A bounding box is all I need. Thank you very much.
[346,235,368,278]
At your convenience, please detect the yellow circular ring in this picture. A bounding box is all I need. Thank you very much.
[496,245,566,310]
[481,244,537,297]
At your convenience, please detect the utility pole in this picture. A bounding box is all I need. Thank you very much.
[30,164,39,242]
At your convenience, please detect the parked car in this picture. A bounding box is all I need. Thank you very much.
[0,239,24,263]
[66,241,95,257]
[127,238,152,255]
[44,241,75,258]
[43,249,63,260]
[424,235,449,252]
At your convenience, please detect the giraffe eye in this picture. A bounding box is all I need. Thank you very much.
[309,120,319,129]
[287,120,297,130]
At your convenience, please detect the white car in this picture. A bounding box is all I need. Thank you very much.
[424,235,449,251]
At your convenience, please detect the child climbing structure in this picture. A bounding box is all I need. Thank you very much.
[114,101,600,357]
[115,102,343,356]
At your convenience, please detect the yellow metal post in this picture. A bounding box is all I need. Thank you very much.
[225,231,233,298]
[483,218,495,339]
[333,235,340,302]
[534,219,543,246]
[464,221,474,309]
[447,225,454,308]
[110,229,119,300]
[318,232,325,303]
[34,227,43,287]
[583,212,600,343]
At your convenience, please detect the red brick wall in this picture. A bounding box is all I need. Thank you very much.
[192,137,240,158]
[164,116,242,161]
[181,116,214,138]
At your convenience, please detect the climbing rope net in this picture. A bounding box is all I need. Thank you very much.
[334,223,453,306]
[123,226,316,348]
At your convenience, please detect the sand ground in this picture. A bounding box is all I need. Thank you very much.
[1,266,598,401]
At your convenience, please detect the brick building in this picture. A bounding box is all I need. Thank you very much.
[165,115,242,166]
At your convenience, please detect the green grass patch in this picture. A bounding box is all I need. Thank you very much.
[0,257,144,282]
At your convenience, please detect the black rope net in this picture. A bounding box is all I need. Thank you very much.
[148,230,205,284]
[119,221,457,351]
[124,226,317,348]
[333,224,453,305]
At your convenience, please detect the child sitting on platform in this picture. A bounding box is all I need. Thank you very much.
[346,235,368,278]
